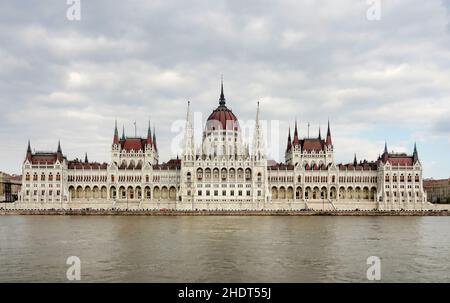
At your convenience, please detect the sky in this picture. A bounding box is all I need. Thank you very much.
[0,0,449,178]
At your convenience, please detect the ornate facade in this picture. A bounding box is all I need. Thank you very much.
[18,83,430,210]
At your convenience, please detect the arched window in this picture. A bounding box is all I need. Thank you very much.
[25,173,30,181]
[187,172,192,182]
[48,173,53,181]
[41,173,45,181]
[56,173,61,181]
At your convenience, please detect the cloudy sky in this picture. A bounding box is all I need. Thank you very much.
[0,0,449,178]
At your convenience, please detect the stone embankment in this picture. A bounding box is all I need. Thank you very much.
[1,209,449,216]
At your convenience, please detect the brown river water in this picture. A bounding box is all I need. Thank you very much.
[0,216,449,282]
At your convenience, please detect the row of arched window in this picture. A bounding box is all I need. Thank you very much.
[25,172,60,182]
[385,174,419,182]
[192,168,256,182]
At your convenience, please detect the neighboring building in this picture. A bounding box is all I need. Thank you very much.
[17,82,429,210]
[424,178,450,203]
[0,171,22,202]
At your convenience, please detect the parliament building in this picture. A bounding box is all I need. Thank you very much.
[18,83,429,210]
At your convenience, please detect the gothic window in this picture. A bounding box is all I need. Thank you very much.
[41,173,45,181]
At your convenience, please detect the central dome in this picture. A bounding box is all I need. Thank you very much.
[206,81,239,131]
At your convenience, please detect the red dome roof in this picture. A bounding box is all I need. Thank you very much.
[206,79,239,131]
[207,106,239,131]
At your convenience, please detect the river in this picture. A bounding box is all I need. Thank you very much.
[0,216,449,282]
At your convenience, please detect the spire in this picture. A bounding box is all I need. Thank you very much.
[84,152,88,163]
[121,125,125,140]
[219,76,226,106]
[292,120,300,146]
[384,141,388,154]
[113,120,119,144]
[184,101,195,159]
[57,140,62,154]
[353,154,358,166]
[286,126,292,152]
[153,126,157,151]
[146,120,152,145]
[326,119,332,146]
[413,142,419,163]
[26,139,32,162]
[255,100,260,124]
[318,127,322,140]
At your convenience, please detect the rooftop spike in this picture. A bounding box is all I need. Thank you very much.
[292,120,299,146]
[113,120,119,144]
[353,154,358,166]
[57,140,62,153]
[286,126,292,152]
[219,76,226,106]
[326,119,333,146]
[84,152,88,163]
[413,142,419,163]
[121,125,125,140]
[153,126,157,151]
[318,127,322,140]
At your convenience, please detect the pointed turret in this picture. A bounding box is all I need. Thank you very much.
[26,139,32,162]
[292,120,300,146]
[113,120,119,144]
[384,141,388,154]
[84,152,88,163]
[413,142,419,163]
[286,126,292,152]
[326,120,333,146]
[183,101,195,159]
[121,125,125,141]
[252,101,265,159]
[146,120,153,146]
[318,127,322,140]
[152,126,157,152]
[353,154,358,166]
[56,140,63,161]
[219,76,226,107]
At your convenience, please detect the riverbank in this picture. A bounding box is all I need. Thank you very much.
[1,209,449,216]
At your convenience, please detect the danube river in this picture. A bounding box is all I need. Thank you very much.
[0,216,449,282]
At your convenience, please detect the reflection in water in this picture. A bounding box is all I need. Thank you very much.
[0,216,449,282]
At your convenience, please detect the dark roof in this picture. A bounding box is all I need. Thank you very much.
[68,160,108,170]
[153,159,181,170]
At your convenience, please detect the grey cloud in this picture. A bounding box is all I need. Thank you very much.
[0,0,450,177]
